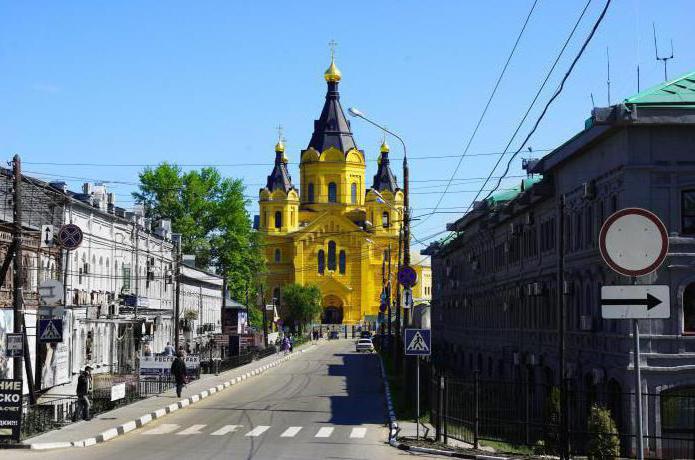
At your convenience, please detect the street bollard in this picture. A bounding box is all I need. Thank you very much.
[436,374,444,442]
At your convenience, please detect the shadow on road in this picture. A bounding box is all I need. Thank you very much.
[327,352,385,425]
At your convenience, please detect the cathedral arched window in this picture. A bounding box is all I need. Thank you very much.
[327,241,337,270]
[339,250,346,274]
[328,183,337,203]
[351,183,357,204]
[382,211,390,228]
[274,211,282,229]
[274,249,281,263]
[308,183,315,203]
[318,250,325,274]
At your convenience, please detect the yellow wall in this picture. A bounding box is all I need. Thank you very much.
[412,262,432,302]
[259,145,402,324]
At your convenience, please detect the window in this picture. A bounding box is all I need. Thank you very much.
[351,183,357,204]
[274,248,281,263]
[274,211,282,229]
[683,283,695,334]
[307,183,315,203]
[328,182,337,203]
[382,211,390,228]
[327,241,337,270]
[682,190,695,235]
[339,250,346,274]
[318,250,325,274]
[122,265,131,292]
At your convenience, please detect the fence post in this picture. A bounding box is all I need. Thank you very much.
[444,373,449,444]
[437,374,444,442]
[525,373,531,446]
[474,369,480,450]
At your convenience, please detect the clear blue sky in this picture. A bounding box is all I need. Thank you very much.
[2,1,693,250]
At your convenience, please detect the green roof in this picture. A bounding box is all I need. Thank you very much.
[624,70,695,106]
[486,187,520,206]
[521,176,542,191]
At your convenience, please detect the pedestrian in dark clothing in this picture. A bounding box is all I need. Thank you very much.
[171,351,187,398]
[73,366,93,421]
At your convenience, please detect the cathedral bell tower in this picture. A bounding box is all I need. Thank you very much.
[258,136,299,233]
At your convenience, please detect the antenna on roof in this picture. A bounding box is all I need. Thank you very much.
[606,47,611,105]
[590,93,596,108]
[637,64,641,92]
[653,22,674,81]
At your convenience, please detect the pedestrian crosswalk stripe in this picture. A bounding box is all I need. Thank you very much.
[210,425,242,436]
[349,427,367,438]
[143,424,179,435]
[177,424,206,435]
[280,426,302,437]
[315,427,334,438]
[245,425,270,437]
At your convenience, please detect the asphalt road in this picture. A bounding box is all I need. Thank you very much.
[8,340,431,460]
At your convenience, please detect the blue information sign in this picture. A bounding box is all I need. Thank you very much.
[404,328,431,356]
[38,318,63,343]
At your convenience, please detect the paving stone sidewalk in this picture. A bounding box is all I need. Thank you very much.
[20,344,316,450]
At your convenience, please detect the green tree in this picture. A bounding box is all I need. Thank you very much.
[281,283,322,332]
[537,386,562,456]
[133,163,265,303]
[587,404,620,459]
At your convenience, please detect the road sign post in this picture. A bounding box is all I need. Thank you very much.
[599,208,669,460]
[405,328,431,441]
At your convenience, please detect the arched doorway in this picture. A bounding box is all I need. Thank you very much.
[322,295,343,324]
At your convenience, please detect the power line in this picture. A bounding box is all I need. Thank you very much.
[417,0,540,227]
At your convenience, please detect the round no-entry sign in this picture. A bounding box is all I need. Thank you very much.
[599,208,669,277]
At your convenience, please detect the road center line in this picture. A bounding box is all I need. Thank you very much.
[280,426,302,437]
[245,425,270,437]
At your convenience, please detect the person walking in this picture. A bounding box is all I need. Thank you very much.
[289,336,294,353]
[163,341,175,356]
[73,366,93,421]
[171,351,187,398]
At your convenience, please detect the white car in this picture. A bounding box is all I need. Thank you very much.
[355,338,374,353]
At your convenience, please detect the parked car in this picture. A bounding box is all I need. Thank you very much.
[359,330,372,339]
[329,330,340,340]
[355,338,374,353]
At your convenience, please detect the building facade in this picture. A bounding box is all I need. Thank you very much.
[426,72,695,454]
[178,261,223,349]
[258,57,402,324]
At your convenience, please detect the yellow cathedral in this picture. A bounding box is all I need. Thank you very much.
[258,56,402,324]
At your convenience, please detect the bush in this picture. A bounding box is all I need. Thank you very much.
[540,386,562,455]
[587,404,620,459]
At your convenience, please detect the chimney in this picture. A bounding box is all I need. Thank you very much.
[82,183,93,195]
[49,181,68,193]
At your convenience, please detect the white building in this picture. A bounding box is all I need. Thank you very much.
[179,259,223,349]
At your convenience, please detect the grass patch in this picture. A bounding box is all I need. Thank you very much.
[479,439,534,456]
[380,350,430,424]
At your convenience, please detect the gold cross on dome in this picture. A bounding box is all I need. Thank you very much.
[328,39,338,59]
[276,124,284,142]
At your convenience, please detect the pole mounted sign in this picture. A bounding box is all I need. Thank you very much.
[0,379,23,441]
[601,285,670,319]
[58,223,83,250]
[397,265,418,288]
[599,207,669,277]
[404,328,431,356]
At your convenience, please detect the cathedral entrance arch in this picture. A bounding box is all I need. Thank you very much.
[322,294,344,324]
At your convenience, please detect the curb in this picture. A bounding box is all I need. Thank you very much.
[24,346,315,450]
[377,355,512,460]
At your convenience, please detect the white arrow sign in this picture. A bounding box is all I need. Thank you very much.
[601,285,670,319]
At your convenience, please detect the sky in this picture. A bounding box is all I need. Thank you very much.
[1,0,693,251]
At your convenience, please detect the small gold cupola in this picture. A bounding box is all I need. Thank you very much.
[324,40,342,83]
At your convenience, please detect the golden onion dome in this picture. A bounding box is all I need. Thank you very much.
[275,140,285,153]
[324,56,342,83]
[380,139,390,154]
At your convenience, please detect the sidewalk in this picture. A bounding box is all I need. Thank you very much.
[19,344,317,450]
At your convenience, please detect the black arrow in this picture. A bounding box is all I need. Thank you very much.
[44,227,51,245]
[602,293,662,310]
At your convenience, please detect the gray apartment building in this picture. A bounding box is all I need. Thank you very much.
[424,71,695,456]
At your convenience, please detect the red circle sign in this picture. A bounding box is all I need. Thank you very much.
[598,208,669,277]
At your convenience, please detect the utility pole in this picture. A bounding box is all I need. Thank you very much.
[381,249,386,343]
[387,244,392,346]
[174,242,181,351]
[557,194,569,459]
[402,152,411,329]
[12,155,23,381]
[395,227,403,370]
[262,285,268,348]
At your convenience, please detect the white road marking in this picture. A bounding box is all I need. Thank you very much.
[245,425,270,437]
[210,425,242,436]
[142,424,179,435]
[280,426,302,437]
[177,424,206,435]
[315,427,334,438]
[350,427,367,438]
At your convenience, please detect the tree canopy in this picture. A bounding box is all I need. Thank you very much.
[281,283,322,331]
[133,163,265,307]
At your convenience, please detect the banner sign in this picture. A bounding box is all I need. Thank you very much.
[110,383,126,402]
[0,379,23,441]
[139,355,200,381]
[5,334,22,359]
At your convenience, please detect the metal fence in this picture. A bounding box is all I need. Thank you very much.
[427,369,695,459]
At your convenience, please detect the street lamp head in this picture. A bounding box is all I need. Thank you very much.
[348,107,364,118]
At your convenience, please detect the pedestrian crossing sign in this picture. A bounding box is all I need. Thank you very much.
[38,318,63,343]
[404,328,431,356]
